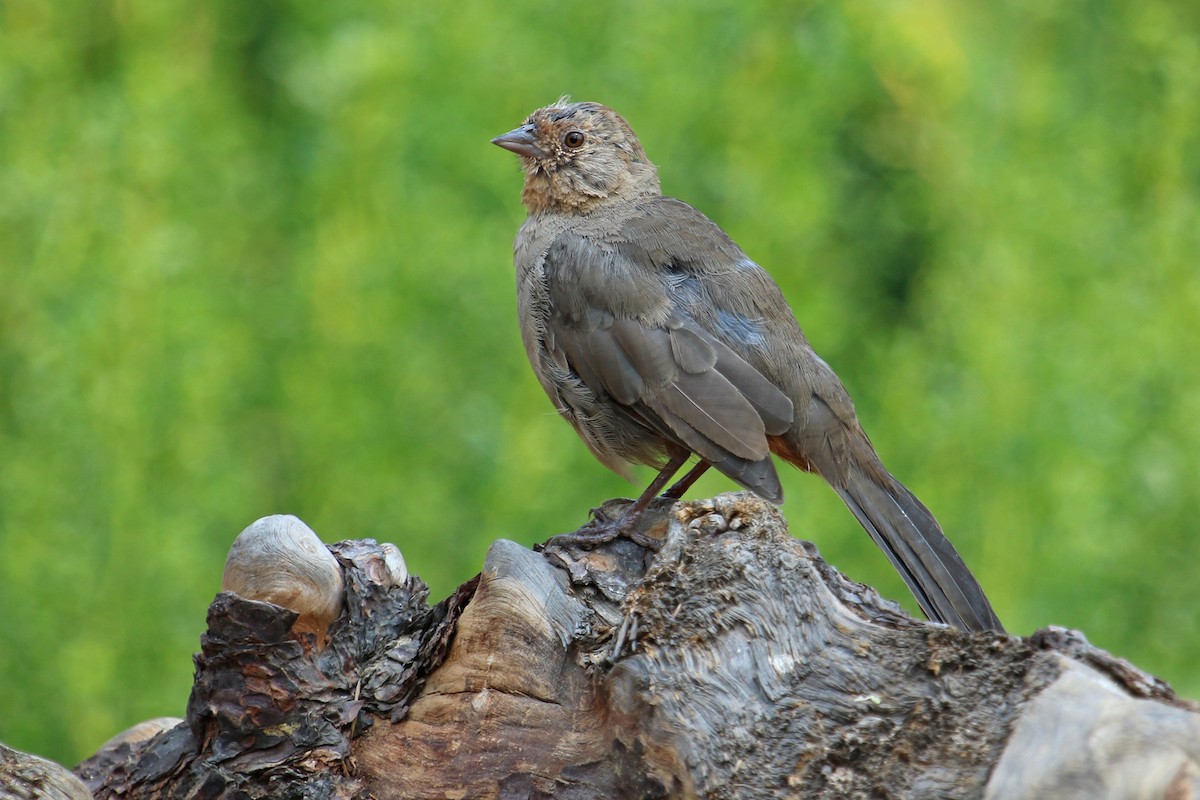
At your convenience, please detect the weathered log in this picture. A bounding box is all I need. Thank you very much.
[66,494,1200,799]
[221,514,347,646]
[0,742,92,800]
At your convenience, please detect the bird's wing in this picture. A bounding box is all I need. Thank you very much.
[615,196,868,433]
[598,198,1005,632]
[543,229,793,500]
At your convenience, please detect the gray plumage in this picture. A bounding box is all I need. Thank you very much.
[494,99,1003,632]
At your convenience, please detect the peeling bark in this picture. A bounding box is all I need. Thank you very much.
[57,494,1200,800]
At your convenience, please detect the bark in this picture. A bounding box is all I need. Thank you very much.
[1,743,92,800]
[54,493,1200,799]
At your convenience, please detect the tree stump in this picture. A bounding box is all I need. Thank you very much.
[42,493,1200,798]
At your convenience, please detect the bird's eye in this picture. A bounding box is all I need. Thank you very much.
[563,130,586,149]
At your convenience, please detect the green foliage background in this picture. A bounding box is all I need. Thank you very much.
[2,1,1197,765]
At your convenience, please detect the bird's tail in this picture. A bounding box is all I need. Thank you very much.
[831,454,1004,633]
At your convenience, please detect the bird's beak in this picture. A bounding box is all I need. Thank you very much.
[491,124,544,159]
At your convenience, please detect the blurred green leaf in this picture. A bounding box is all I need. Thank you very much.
[1,0,1197,765]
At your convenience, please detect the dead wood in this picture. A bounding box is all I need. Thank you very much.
[61,494,1200,800]
[1,742,92,800]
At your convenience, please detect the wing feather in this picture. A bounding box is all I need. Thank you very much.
[543,227,794,499]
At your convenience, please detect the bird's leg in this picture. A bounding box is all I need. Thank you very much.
[542,453,690,552]
[619,451,692,523]
[662,459,711,500]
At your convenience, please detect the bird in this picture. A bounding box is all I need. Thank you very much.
[492,98,1003,633]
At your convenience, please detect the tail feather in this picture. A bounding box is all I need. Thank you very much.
[833,459,1004,633]
[712,453,784,504]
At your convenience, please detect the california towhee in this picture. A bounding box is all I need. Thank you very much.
[493,98,1003,632]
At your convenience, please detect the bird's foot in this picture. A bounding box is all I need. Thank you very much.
[538,512,646,560]
[544,511,628,550]
[536,496,675,559]
[579,504,662,549]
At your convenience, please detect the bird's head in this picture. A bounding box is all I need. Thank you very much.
[492,98,660,214]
